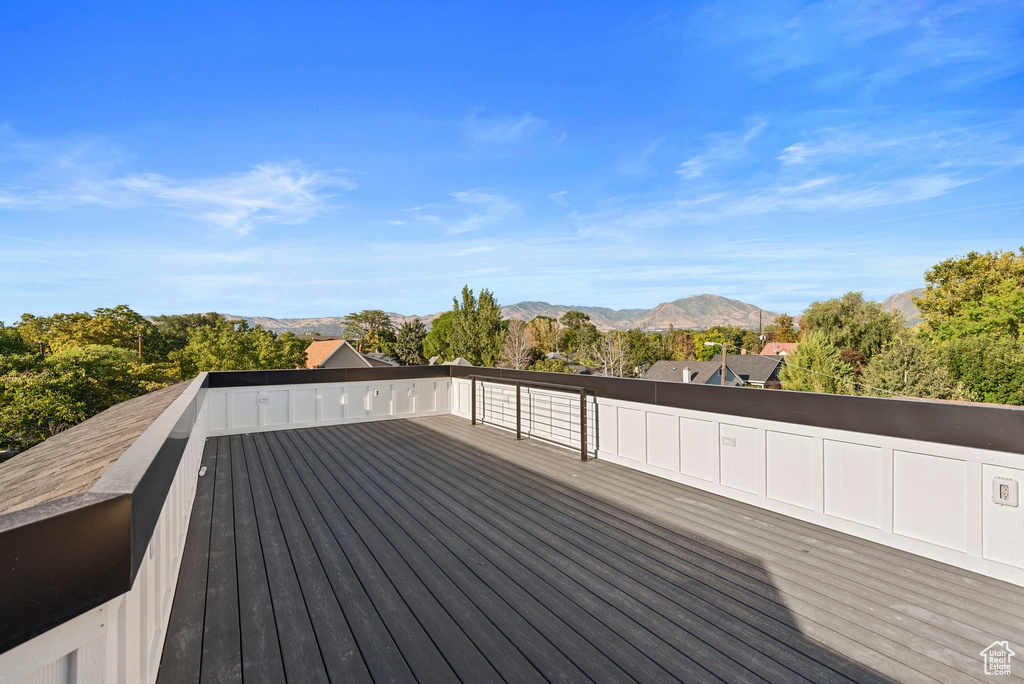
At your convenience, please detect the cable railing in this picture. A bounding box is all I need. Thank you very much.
[469,374,594,461]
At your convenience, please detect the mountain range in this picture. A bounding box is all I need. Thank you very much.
[220,290,925,336]
[223,294,783,335]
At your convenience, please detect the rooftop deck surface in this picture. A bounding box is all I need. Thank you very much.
[158,415,1024,683]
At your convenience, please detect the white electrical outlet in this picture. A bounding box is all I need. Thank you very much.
[993,477,1019,507]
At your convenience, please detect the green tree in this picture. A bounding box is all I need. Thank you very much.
[0,345,174,452]
[625,328,658,371]
[559,310,598,353]
[860,332,960,399]
[779,331,855,394]
[152,312,225,354]
[528,358,575,373]
[15,305,164,361]
[693,331,729,361]
[764,314,799,343]
[423,312,454,362]
[344,310,396,351]
[449,286,503,366]
[943,337,1024,405]
[393,319,428,365]
[800,292,902,359]
[916,248,1024,341]
[527,316,558,353]
[0,323,29,355]
[170,320,309,377]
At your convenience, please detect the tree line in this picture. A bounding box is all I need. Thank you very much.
[3,247,1021,456]
[1,309,307,454]
[781,248,1024,404]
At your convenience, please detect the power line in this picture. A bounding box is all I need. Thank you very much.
[780,360,903,397]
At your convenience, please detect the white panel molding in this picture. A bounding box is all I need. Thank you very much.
[207,379,452,437]
[589,394,1024,586]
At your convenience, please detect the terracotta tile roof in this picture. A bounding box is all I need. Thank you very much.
[305,340,346,368]
[759,342,799,356]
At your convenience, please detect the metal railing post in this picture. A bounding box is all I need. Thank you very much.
[516,382,522,440]
[580,387,588,461]
[471,376,476,425]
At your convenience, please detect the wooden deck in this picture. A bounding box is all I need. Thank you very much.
[158,415,1024,683]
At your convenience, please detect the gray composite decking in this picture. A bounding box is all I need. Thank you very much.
[158,415,1024,683]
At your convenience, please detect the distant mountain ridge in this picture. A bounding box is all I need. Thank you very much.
[221,294,783,335]
[500,295,780,331]
[881,288,924,326]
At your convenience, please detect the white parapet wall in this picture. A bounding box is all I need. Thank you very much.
[203,377,452,436]
[595,394,1024,585]
[0,378,210,684]
[457,376,1024,586]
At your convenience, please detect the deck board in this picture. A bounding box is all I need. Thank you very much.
[159,415,1024,683]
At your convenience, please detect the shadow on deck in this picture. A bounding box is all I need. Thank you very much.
[158,415,1024,683]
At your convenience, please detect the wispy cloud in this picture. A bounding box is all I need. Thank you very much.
[0,132,347,234]
[677,121,766,179]
[120,162,346,235]
[466,109,549,144]
[689,0,1024,90]
[447,189,518,234]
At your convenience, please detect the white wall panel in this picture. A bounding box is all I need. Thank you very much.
[616,407,645,462]
[720,424,762,495]
[984,464,1024,568]
[321,387,345,422]
[206,393,228,432]
[457,381,471,417]
[436,380,450,412]
[370,385,392,416]
[291,388,318,425]
[230,391,259,430]
[597,401,618,456]
[262,390,289,427]
[395,384,415,415]
[645,412,679,472]
[766,431,817,511]
[416,382,436,413]
[824,440,882,529]
[893,451,968,552]
[348,386,369,419]
[680,417,715,482]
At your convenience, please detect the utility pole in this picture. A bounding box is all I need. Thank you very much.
[137,333,143,359]
[704,341,729,385]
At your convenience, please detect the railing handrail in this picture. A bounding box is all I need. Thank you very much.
[469,374,592,461]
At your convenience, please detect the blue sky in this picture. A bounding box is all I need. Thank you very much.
[2,1,1023,321]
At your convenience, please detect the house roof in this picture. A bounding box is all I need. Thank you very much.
[305,340,398,368]
[643,360,744,386]
[363,352,399,367]
[643,354,783,386]
[305,340,347,368]
[708,354,783,385]
[759,341,799,356]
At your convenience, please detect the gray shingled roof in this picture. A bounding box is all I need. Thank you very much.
[0,382,190,515]
[643,354,783,386]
